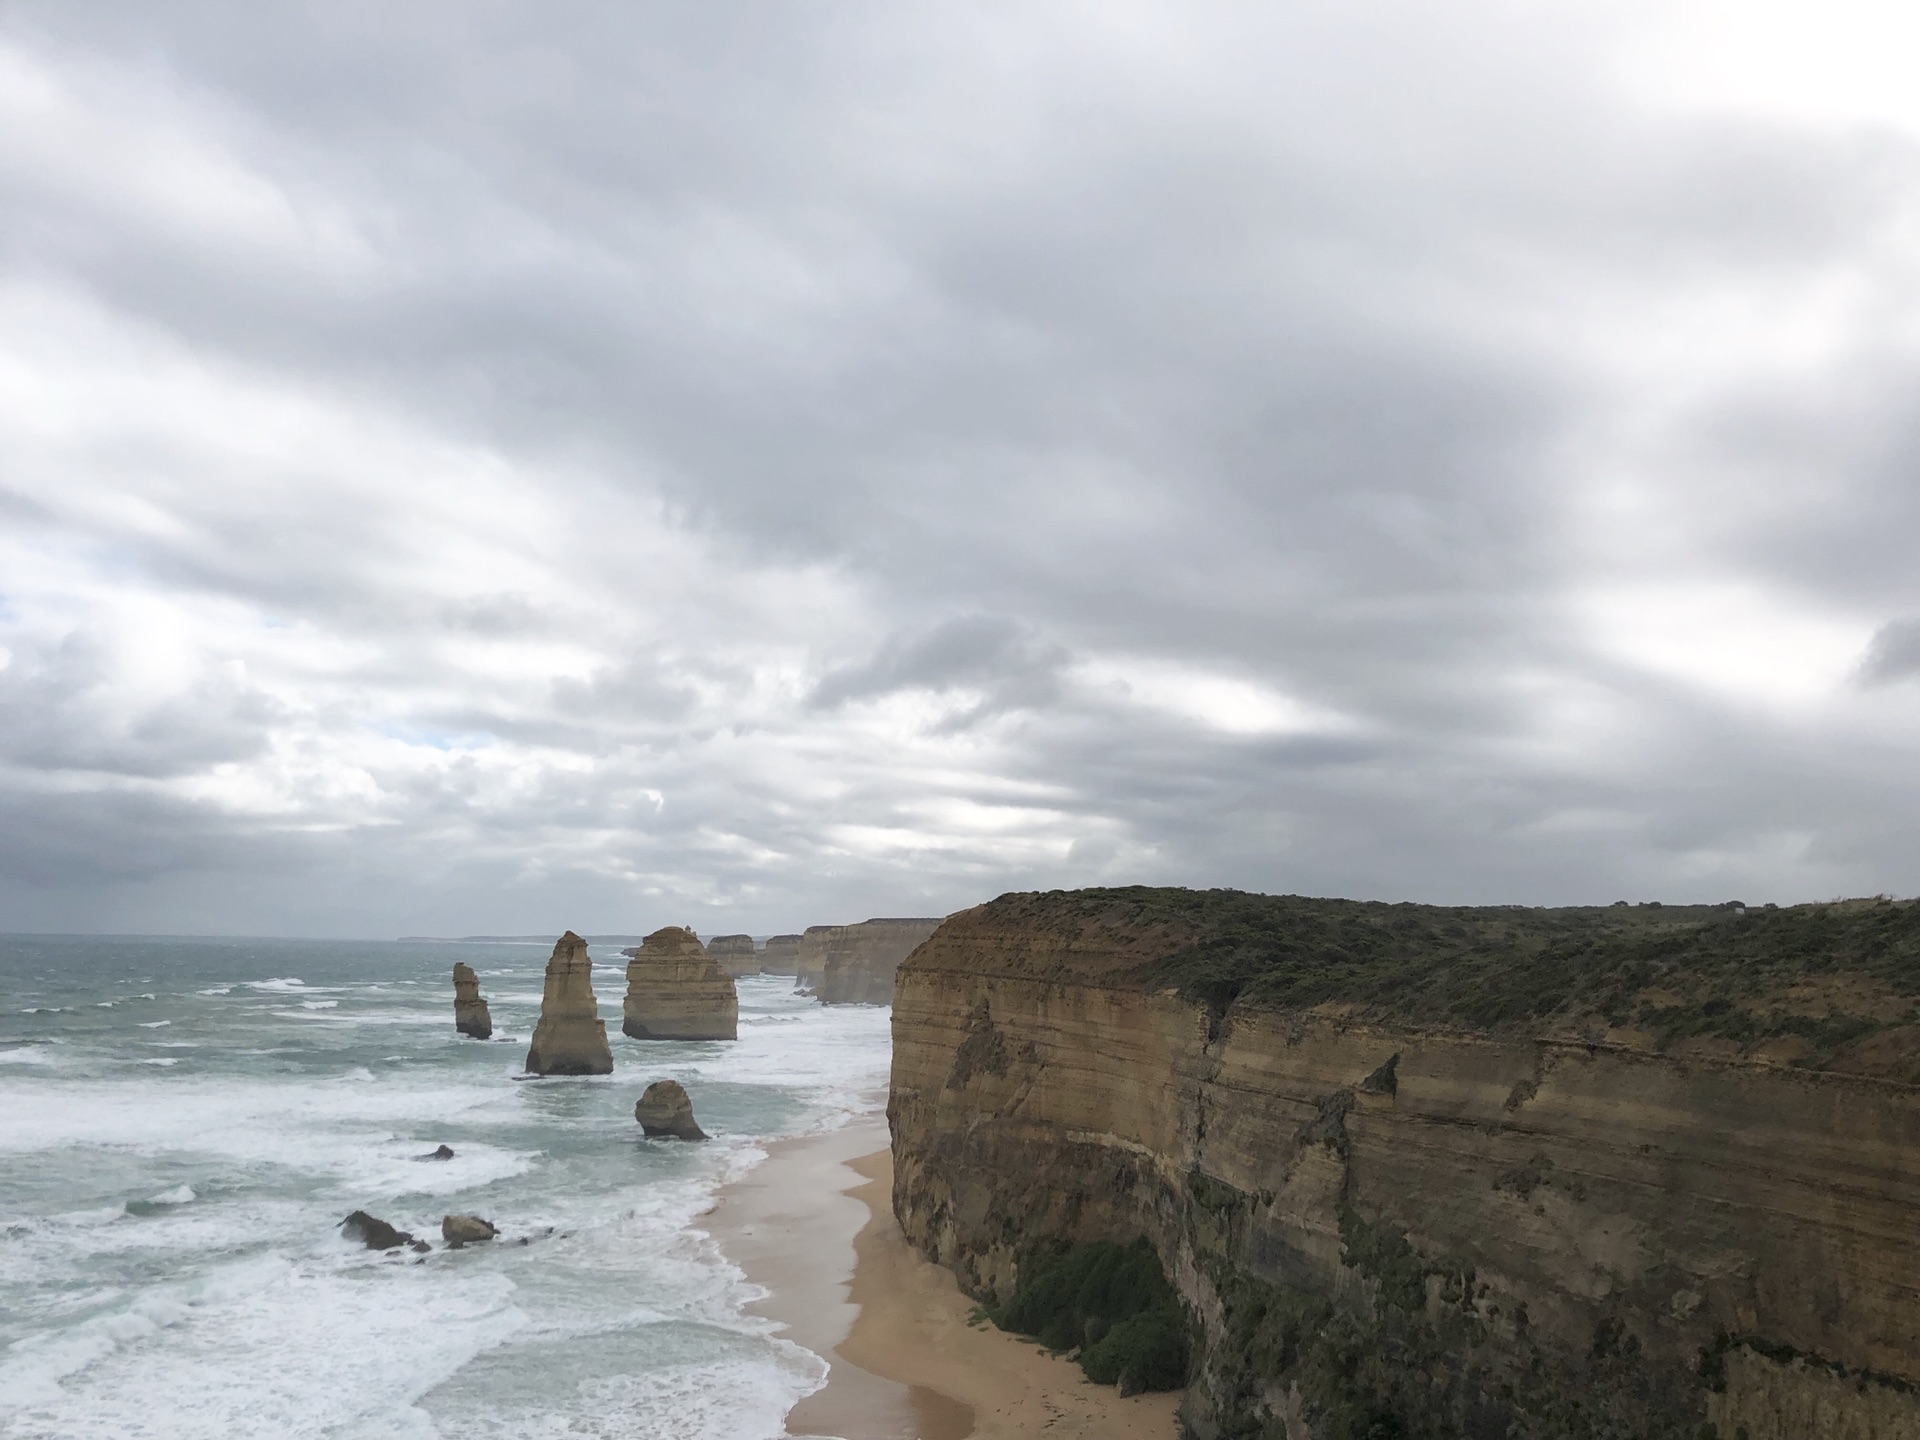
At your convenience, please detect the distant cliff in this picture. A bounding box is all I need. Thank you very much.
[889,888,1920,1440]
[818,917,943,1005]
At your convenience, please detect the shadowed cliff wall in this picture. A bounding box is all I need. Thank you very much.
[889,889,1920,1440]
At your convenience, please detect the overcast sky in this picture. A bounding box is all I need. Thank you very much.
[3,1,1918,938]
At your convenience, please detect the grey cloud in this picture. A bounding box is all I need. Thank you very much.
[810,616,1068,726]
[1861,619,1920,685]
[2,3,1919,935]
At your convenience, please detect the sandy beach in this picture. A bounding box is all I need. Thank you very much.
[711,1118,1183,1440]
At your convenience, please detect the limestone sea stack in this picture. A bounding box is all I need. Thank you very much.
[759,934,802,975]
[452,962,492,1039]
[707,934,760,978]
[523,931,614,1075]
[622,927,738,1040]
[634,1079,708,1139]
[816,917,944,1005]
[792,925,843,993]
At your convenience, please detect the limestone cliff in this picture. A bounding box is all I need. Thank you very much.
[451,962,492,1039]
[760,934,802,976]
[816,917,943,1005]
[793,924,842,993]
[889,888,1920,1440]
[622,927,738,1041]
[708,933,760,978]
[524,931,613,1075]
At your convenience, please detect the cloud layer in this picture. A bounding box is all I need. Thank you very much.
[3,1,1919,936]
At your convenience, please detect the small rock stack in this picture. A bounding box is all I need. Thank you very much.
[707,934,760,978]
[524,931,614,1075]
[622,927,738,1041]
[634,1079,708,1140]
[452,963,492,1039]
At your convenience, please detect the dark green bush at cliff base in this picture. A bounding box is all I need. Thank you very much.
[991,1238,1190,1391]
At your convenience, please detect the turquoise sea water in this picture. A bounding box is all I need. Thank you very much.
[0,936,891,1439]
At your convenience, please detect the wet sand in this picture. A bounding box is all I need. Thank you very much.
[709,1117,1181,1440]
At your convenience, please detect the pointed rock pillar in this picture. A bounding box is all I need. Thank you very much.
[524,931,614,1075]
[452,963,493,1039]
[622,927,738,1040]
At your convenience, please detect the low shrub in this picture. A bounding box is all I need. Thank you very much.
[992,1238,1190,1391]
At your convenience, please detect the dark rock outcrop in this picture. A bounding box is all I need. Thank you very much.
[523,931,614,1075]
[441,1214,498,1248]
[622,927,738,1040]
[892,889,1920,1440]
[415,1144,455,1161]
[759,934,802,975]
[816,917,942,1005]
[708,934,760,978]
[452,962,492,1039]
[342,1210,413,1250]
[634,1079,708,1139]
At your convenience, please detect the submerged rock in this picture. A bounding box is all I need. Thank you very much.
[759,934,802,976]
[817,918,944,1005]
[342,1210,414,1250]
[634,1079,708,1140]
[707,934,760,978]
[415,1144,455,1161]
[523,931,614,1076]
[452,963,493,1039]
[441,1214,498,1248]
[622,927,738,1041]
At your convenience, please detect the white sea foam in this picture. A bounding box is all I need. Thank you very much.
[138,1021,171,1029]
[146,1185,196,1206]
[0,1046,60,1066]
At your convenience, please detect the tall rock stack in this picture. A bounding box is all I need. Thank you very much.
[623,927,738,1040]
[523,931,614,1075]
[817,917,944,1005]
[792,925,843,993]
[707,934,760,978]
[452,962,493,1039]
[759,934,802,976]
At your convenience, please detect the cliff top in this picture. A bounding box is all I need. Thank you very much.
[914,887,1920,1079]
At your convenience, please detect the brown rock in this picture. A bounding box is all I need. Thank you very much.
[792,924,843,994]
[759,934,803,976]
[523,931,614,1075]
[622,927,738,1040]
[441,1214,497,1248]
[708,934,760,978]
[342,1210,413,1250]
[634,1078,709,1139]
[452,962,492,1039]
[816,917,943,1005]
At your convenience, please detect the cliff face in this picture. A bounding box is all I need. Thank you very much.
[451,962,492,1039]
[524,931,613,1075]
[816,917,944,1005]
[889,890,1920,1440]
[708,933,760,977]
[760,934,802,976]
[793,924,842,993]
[622,927,738,1041]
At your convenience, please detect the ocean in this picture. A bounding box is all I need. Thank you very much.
[0,935,892,1439]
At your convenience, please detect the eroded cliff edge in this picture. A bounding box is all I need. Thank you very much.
[889,888,1920,1440]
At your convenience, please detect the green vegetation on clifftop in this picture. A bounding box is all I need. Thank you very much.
[973,887,1920,1074]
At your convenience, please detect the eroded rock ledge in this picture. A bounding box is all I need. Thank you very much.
[890,887,1920,1440]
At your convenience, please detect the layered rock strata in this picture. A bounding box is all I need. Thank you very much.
[890,889,1920,1440]
[792,924,842,993]
[759,933,802,975]
[523,931,613,1075]
[708,933,760,978]
[622,927,738,1041]
[451,962,492,1039]
[635,1079,708,1139]
[817,917,942,1005]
